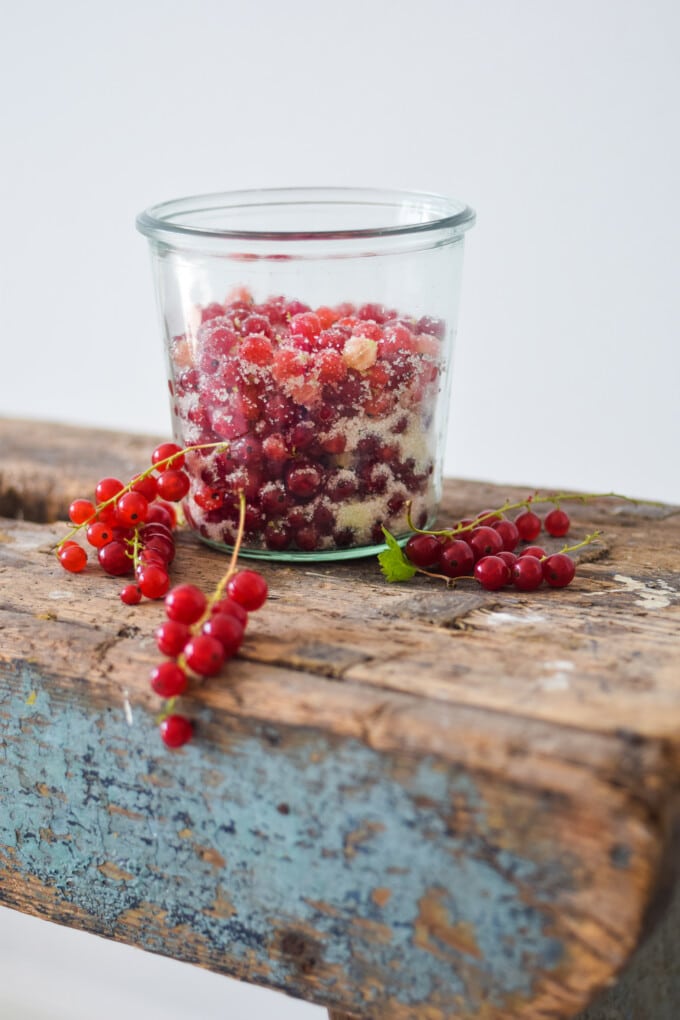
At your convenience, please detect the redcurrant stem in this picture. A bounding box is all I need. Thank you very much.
[210,490,247,607]
[406,491,665,540]
[55,440,228,552]
[127,528,142,572]
[176,490,247,675]
[156,696,177,724]
[551,530,602,559]
[415,566,461,587]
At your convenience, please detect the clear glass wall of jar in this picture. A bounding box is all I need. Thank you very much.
[137,188,475,561]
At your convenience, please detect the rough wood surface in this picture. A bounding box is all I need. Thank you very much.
[1,417,679,1019]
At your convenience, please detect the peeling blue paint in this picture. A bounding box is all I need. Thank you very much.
[0,660,566,1014]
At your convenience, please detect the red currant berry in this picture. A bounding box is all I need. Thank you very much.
[212,596,249,626]
[493,520,520,552]
[497,551,519,572]
[202,613,245,657]
[512,556,544,591]
[404,534,443,569]
[120,584,142,605]
[68,498,95,525]
[227,569,268,611]
[86,521,114,548]
[184,634,226,677]
[152,442,186,471]
[286,464,323,499]
[439,539,475,578]
[58,542,87,573]
[116,491,149,526]
[515,510,542,542]
[150,661,188,697]
[544,508,571,538]
[145,503,175,528]
[155,619,191,656]
[469,526,504,561]
[474,555,511,590]
[156,469,190,502]
[143,536,175,564]
[160,714,193,748]
[521,546,547,560]
[95,477,125,504]
[130,473,158,501]
[98,540,133,576]
[165,584,207,625]
[543,553,576,588]
[137,565,170,599]
[474,508,504,526]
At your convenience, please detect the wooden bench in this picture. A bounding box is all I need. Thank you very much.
[1,417,679,1019]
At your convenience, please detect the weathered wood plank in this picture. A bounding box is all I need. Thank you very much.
[1,417,680,1018]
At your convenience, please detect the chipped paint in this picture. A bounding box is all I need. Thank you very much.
[0,659,567,1016]
[611,575,678,610]
[484,611,547,627]
[539,660,574,692]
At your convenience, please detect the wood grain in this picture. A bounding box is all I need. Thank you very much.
[1,417,679,1019]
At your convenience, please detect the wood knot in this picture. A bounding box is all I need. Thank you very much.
[278,930,322,973]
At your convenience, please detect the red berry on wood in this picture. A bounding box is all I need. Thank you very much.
[156,469,190,502]
[227,570,268,611]
[521,546,546,560]
[95,477,125,504]
[150,661,188,697]
[68,498,95,525]
[469,526,504,561]
[515,510,542,542]
[184,634,226,676]
[439,539,475,578]
[202,614,245,657]
[512,556,544,591]
[98,540,133,576]
[474,555,511,590]
[404,534,443,569]
[137,564,170,599]
[493,520,520,552]
[130,473,159,501]
[116,491,149,526]
[212,597,249,625]
[155,619,191,656]
[152,442,186,471]
[165,584,207,625]
[543,553,576,588]
[120,584,142,605]
[146,503,175,528]
[160,714,193,748]
[86,521,114,548]
[497,551,519,572]
[544,508,571,538]
[58,543,87,573]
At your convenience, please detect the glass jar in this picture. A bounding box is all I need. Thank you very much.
[136,187,475,561]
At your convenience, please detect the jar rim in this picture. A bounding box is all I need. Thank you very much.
[136,186,475,243]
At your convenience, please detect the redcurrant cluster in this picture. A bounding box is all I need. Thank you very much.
[152,566,268,749]
[56,439,270,750]
[397,500,599,592]
[57,442,202,601]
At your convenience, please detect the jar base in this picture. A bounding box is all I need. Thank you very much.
[196,533,408,563]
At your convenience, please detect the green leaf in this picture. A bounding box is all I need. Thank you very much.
[378,527,417,582]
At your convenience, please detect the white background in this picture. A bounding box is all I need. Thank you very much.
[0,1,678,1017]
